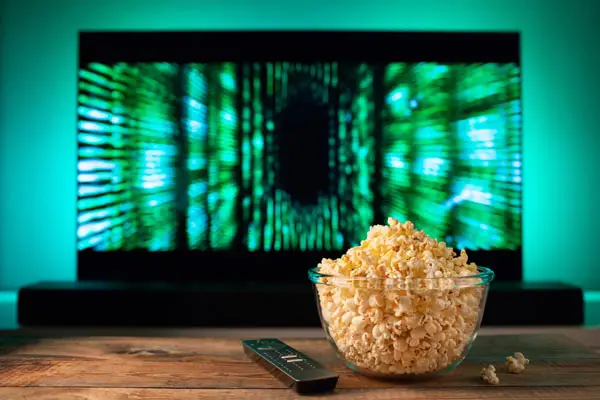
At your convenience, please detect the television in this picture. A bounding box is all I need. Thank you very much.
[76,31,523,284]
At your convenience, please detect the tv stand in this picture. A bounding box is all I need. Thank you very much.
[17,281,583,327]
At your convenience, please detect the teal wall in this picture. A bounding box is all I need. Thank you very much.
[1,0,599,290]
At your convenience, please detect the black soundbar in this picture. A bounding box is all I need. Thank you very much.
[17,281,583,327]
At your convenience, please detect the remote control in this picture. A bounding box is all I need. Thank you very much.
[242,338,339,394]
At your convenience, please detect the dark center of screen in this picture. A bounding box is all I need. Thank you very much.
[276,94,330,206]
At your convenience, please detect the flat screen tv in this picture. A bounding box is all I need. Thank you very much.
[76,31,522,284]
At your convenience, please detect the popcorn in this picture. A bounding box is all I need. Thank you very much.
[506,352,530,374]
[315,218,486,376]
[481,364,500,385]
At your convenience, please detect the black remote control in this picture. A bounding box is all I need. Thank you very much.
[242,338,339,394]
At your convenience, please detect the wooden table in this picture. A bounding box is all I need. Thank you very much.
[0,329,599,399]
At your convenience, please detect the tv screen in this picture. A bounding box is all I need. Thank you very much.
[77,31,522,282]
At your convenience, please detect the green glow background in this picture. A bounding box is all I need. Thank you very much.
[1,0,599,291]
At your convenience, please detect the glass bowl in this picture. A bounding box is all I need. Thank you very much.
[308,266,494,380]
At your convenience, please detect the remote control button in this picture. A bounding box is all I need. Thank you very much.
[281,355,298,359]
[287,359,303,363]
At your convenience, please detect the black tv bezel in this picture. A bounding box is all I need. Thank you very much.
[76,30,523,283]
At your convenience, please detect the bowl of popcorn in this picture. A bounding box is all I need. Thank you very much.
[308,217,494,380]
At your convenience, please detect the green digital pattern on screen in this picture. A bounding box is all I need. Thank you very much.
[77,62,521,252]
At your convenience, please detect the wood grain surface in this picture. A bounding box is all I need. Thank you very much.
[0,331,598,399]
